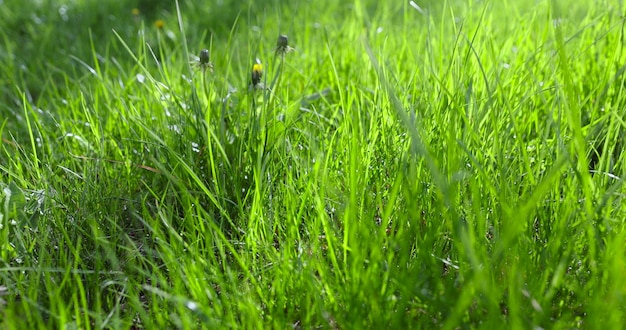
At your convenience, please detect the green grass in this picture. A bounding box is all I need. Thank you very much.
[1,0,626,328]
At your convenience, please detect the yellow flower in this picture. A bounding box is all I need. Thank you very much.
[154,20,165,29]
[251,62,263,87]
[131,8,140,16]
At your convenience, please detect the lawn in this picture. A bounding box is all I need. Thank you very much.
[1,0,625,328]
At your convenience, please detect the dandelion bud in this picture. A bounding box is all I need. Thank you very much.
[275,34,294,55]
[277,35,289,48]
[199,49,210,65]
[191,49,213,73]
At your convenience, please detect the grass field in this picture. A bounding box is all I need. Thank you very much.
[1,0,626,328]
